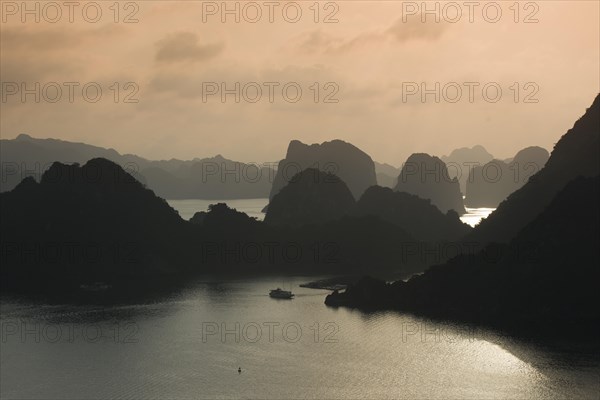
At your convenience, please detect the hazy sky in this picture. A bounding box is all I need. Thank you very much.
[1,1,599,165]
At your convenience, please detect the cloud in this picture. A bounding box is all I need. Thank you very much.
[293,14,450,54]
[1,28,80,52]
[155,32,224,63]
[333,31,385,53]
[295,30,343,54]
[0,26,126,82]
[0,25,125,53]
[386,16,447,42]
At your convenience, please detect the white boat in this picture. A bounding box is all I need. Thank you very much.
[269,288,294,299]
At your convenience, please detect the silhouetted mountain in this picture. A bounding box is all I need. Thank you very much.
[374,161,400,188]
[468,94,599,243]
[465,146,549,208]
[0,152,465,303]
[327,175,600,335]
[289,215,422,273]
[326,94,600,337]
[269,140,377,200]
[190,203,259,235]
[190,202,423,276]
[0,158,195,288]
[266,174,471,242]
[441,145,494,193]
[353,186,471,241]
[0,134,146,191]
[394,153,466,215]
[0,134,274,199]
[264,168,355,227]
[0,157,443,293]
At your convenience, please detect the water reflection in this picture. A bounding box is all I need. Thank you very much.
[460,207,496,227]
[1,276,598,399]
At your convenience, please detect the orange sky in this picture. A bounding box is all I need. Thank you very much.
[1,0,599,165]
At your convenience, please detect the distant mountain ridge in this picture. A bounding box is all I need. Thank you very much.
[374,161,400,188]
[442,145,494,193]
[0,134,275,199]
[465,146,550,208]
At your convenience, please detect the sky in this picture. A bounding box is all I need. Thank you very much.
[1,0,599,165]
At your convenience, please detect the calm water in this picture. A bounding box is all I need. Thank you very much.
[1,276,598,399]
[461,207,496,227]
[167,199,494,227]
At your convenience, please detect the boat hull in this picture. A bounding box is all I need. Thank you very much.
[269,292,294,299]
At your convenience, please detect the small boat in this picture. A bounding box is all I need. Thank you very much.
[269,288,294,299]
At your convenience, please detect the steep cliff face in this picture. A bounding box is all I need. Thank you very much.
[269,140,377,200]
[265,168,356,227]
[465,146,549,208]
[468,94,600,244]
[394,153,466,215]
